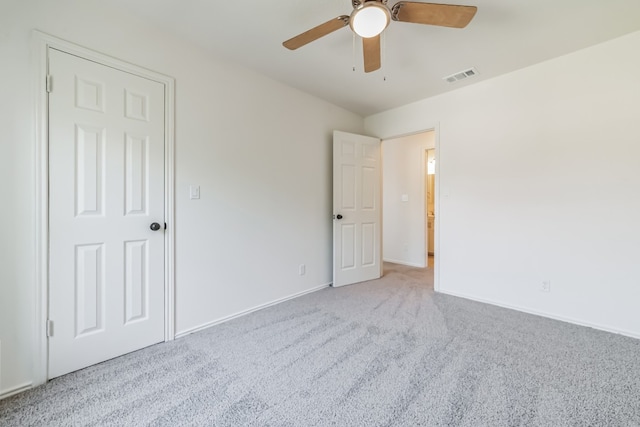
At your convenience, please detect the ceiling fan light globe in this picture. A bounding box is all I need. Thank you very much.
[350,3,390,38]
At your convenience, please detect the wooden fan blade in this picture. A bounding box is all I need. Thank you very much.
[363,35,381,73]
[283,16,350,50]
[392,2,477,28]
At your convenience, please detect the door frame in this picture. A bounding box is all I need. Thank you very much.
[32,31,176,386]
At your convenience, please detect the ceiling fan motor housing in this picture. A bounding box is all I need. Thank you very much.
[352,0,389,7]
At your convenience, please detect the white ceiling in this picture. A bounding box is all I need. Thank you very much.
[109,0,640,116]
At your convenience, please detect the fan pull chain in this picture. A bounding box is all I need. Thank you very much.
[382,31,387,81]
[352,33,356,72]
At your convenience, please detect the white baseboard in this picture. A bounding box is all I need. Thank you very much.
[383,258,427,268]
[0,382,33,401]
[438,289,640,340]
[175,283,331,339]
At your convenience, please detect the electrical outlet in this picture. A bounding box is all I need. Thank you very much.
[299,264,306,276]
[541,279,551,293]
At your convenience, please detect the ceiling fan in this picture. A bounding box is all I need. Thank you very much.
[283,0,477,73]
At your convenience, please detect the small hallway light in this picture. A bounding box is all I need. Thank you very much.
[350,2,391,38]
[428,158,436,175]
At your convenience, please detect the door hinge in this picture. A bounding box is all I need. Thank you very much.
[46,319,54,337]
[46,75,52,93]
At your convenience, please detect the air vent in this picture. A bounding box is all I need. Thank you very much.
[443,67,479,83]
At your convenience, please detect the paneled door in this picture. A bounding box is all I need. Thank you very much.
[333,131,382,287]
[48,48,165,378]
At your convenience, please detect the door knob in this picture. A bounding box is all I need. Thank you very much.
[335,214,343,220]
[150,222,161,231]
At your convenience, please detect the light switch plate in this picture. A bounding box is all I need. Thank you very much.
[401,194,409,202]
[189,185,200,200]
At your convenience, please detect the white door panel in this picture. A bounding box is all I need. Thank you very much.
[48,49,165,378]
[333,131,381,287]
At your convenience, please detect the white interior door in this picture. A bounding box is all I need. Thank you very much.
[333,130,382,287]
[48,48,166,378]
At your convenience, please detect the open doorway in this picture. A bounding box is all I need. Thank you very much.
[381,130,436,285]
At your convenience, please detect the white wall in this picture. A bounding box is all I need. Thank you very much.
[0,0,363,396]
[366,31,640,338]
[382,132,435,267]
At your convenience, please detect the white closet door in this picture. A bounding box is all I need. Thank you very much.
[48,48,166,378]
